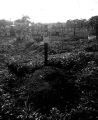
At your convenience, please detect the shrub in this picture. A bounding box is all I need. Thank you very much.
[85,44,98,52]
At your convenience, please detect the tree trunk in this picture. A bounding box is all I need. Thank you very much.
[74,27,76,37]
[96,24,98,42]
[44,43,48,65]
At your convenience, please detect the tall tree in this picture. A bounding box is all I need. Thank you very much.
[14,16,32,41]
[88,16,98,40]
[0,19,12,36]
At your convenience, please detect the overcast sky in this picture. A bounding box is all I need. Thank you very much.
[0,0,98,23]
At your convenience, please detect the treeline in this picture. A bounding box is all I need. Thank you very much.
[0,15,97,42]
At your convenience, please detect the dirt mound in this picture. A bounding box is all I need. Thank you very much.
[27,66,80,113]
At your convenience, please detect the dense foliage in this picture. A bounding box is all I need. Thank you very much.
[0,15,97,43]
[0,51,98,120]
[0,15,98,120]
